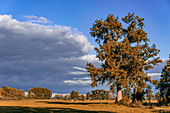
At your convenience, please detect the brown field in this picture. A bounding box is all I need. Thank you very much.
[0,99,169,113]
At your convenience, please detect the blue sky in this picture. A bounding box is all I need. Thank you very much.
[0,0,169,94]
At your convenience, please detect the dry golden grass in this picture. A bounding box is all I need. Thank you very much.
[0,99,169,113]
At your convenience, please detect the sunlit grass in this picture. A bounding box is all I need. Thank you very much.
[0,99,169,113]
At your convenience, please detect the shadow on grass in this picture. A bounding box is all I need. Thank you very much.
[37,101,109,105]
[0,106,114,113]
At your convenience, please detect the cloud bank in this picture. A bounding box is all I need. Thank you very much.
[0,14,96,93]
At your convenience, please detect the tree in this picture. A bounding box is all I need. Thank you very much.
[146,89,153,100]
[28,87,52,99]
[91,90,96,100]
[0,88,7,99]
[134,88,145,103]
[1,86,25,100]
[70,91,76,100]
[122,87,131,99]
[18,89,25,100]
[157,58,170,105]
[90,89,110,100]
[63,94,70,100]
[155,92,160,101]
[86,92,91,100]
[154,92,163,105]
[86,13,162,102]
[79,94,85,101]
[2,86,18,99]
[105,90,110,100]
[146,85,153,107]
[70,91,79,101]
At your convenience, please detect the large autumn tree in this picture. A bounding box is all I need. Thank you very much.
[157,57,170,105]
[86,13,162,102]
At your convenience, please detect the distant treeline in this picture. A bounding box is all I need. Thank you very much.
[55,89,113,101]
[0,86,168,107]
[0,86,113,101]
[0,86,52,100]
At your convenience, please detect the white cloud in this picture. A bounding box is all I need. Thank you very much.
[148,73,162,79]
[81,77,91,79]
[80,54,99,62]
[162,58,169,62]
[69,71,89,75]
[64,75,91,86]
[148,73,161,76]
[73,66,87,71]
[73,77,91,80]
[22,15,50,24]
[22,15,37,19]
[63,79,91,86]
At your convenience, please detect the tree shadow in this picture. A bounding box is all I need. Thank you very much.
[0,106,115,113]
[37,101,109,105]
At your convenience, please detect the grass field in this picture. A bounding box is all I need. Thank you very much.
[0,99,169,113]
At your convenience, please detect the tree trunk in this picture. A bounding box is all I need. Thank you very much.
[116,83,122,102]
[132,87,137,103]
[149,98,151,108]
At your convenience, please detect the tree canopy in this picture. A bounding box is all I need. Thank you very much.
[86,13,162,102]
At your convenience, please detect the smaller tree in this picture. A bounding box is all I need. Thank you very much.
[2,86,17,99]
[63,94,70,100]
[155,92,160,101]
[90,89,110,100]
[157,58,170,105]
[91,90,96,100]
[79,94,85,101]
[146,89,153,100]
[28,87,52,99]
[86,92,91,100]
[18,89,25,100]
[1,86,25,100]
[146,88,153,107]
[70,91,79,101]
[105,91,110,100]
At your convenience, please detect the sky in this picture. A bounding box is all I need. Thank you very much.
[0,0,169,94]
